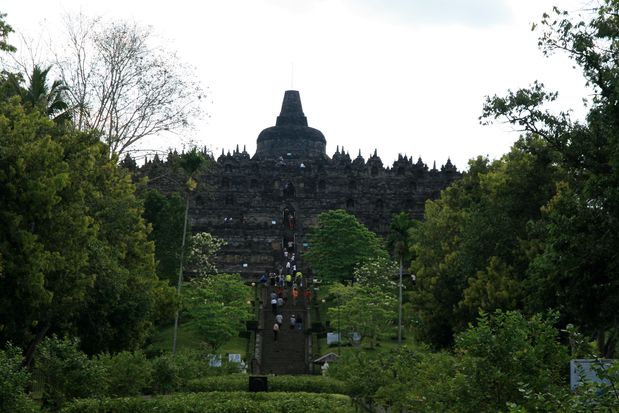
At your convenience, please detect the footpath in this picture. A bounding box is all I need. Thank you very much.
[259,286,309,374]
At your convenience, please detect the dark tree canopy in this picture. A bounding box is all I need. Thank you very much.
[304,209,387,283]
[0,39,175,358]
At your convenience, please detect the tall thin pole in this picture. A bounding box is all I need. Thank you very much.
[398,256,403,345]
[334,282,342,355]
[172,195,190,355]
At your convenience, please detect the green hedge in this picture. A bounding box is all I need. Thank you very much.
[186,374,350,394]
[61,391,355,413]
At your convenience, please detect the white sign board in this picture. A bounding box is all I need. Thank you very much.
[327,332,340,345]
[228,353,242,363]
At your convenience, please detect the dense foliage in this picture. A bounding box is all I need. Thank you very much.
[327,283,397,347]
[182,274,252,350]
[329,311,570,413]
[304,209,388,282]
[0,345,37,413]
[61,391,355,413]
[478,1,619,357]
[186,374,350,394]
[142,189,185,285]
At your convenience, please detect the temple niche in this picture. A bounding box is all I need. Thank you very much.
[141,90,461,276]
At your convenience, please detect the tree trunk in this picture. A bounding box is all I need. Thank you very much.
[22,322,51,368]
[596,329,618,358]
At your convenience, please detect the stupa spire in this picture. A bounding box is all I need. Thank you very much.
[276,90,308,127]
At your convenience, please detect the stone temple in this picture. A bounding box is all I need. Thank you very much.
[141,90,460,277]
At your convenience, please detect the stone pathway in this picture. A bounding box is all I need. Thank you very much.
[259,286,309,375]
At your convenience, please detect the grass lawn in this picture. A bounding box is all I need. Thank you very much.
[147,319,247,358]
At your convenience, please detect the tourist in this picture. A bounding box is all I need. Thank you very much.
[304,288,312,304]
[271,297,277,314]
[273,322,279,341]
[285,273,292,287]
[295,271,303,287]
[292,288,299,305]
[277,297,284,308]
[288,212,295,230]
[275,313,283,326]
[289,314,296,329]
[296,315,303,331]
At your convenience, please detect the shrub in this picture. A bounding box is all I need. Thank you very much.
[61,391,355,413]
[0,344,38,413]
[94,351,153,396]
[186,374,349,394]
[36,335,106,410]
[150,354,182,394]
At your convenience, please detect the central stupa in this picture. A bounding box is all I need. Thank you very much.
[253,90,328,160]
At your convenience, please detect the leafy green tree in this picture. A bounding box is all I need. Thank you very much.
[35,336,106,410]
[481,1,619,356]
[46,118,174,355]
[327,349,393,403]
[409,141,561,347]
[0,98,96,363]
[0,344,37,413]
[304,209,388,282]
[328,283,396,347]
[94,351,153,397]
[353,256,398,291]
[460,256,520,313]
[0,12,15,53]
[182,274,251,350]
[186,232,227,278]
[170,147,210,353]
[0,84,174,359]
[142,189,185,285]
[451,311,568,413]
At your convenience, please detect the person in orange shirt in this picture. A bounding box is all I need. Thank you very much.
[292,287,299,305]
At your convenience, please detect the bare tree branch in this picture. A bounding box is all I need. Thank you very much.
[54,14,204,158]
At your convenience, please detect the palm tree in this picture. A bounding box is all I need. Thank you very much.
[23,65,71,123]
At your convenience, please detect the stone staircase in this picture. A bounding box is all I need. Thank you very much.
[259,286,309,375]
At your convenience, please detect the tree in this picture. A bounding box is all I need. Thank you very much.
[328,283,397,348]
[0,12,16,53]
[0,344,37,413]
[304,210,388,283]
[452,311,568,413]
[55,14,203,157]
[142,189,186,285]
[170,147,210,354]
[481,2,619,356]
[386,212,416,267]
[182,274,251,350]
[353,256,398,291]
[0,87,174,360]
[186,232,227,278]
[0,97,96,363]
[21,65,70,123]
[409,142,561,348]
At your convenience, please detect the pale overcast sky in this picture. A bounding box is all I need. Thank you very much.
[2,0,592,170]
